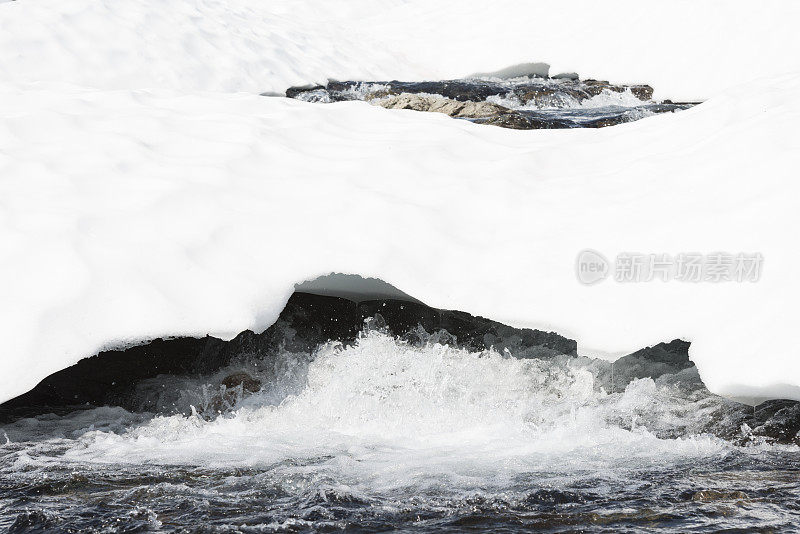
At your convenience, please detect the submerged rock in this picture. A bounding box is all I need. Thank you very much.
[691,490,749,502]
[475,112,573,130]
[221,372,262,393]
[203,372,262,416]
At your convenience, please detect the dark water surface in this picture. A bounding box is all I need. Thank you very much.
[1,442,798,532]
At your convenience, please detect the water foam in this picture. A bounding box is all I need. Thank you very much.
[18,332,736,480]
[487,86,652,111]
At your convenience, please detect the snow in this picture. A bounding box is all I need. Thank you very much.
[0,0,799,403]
[2,0,799,100]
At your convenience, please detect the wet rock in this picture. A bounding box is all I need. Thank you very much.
[582,339,710,397]
[205,373,262,415]
[476,112,574,130]
[319,80,513,103]
[612,339,695,384]
[372,93,510,119]
[474,113,535,129]
[9,510,59,533]
[513,84,588,107]
[0,291,575,419]
[691,490,749,502]
[221,372,261,393]
[580,80,653,101]
[748,399,800,444]
[357,298,576,357]
[581,79,609,96]
[552,72,579,81]
[524,489,594,505]
[701,397,800,446]
[629,84,654,100]
[377,80,511,102]
[582,115,630,128]
[285,84,326,99]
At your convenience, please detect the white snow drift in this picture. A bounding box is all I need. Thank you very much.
[0,0,799,403]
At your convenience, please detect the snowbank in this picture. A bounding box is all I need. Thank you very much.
[0,0,799,403]
[1,0,799,100]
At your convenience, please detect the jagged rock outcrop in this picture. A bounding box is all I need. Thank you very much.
[744,399,800,443]
[612,339,695,385]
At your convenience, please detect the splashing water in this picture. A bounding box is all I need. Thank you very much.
[1,332,798,531]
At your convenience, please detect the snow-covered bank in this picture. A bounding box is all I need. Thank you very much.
[1,0,799,100]
[1,0,799,403]
[2,73,799,403]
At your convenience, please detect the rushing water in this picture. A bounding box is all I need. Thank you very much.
[1,332,798,532]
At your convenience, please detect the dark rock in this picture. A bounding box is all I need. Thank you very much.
[705,397,800,446]
[382,80,511,102]
[204,372,263,415]
[513,84,588,107]
[475,112,574,130]
[611,339,695,386]
[0,335,227,420]
[221,372,262,393]
[580,338,702,396]
[582,115,630,128]
[580,80,653,100]
[552,72,579,81]
[581,79,613,97]
[9,510,59,533]
[0,291,575,420]
[748,399,800,444]
[629,84,654,100]
[285,84,325,99]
